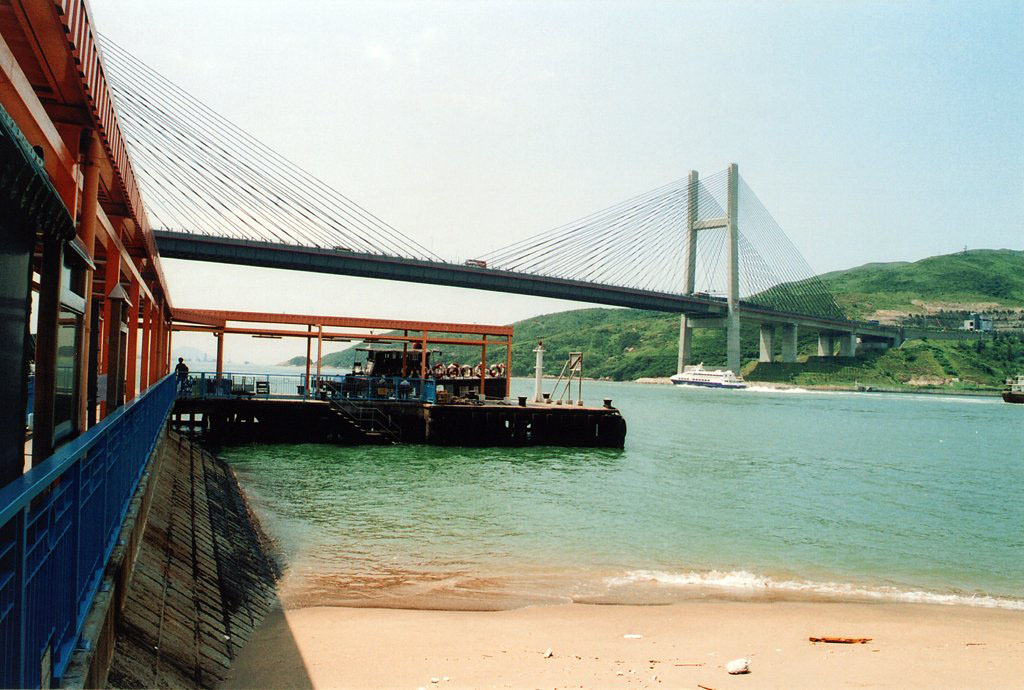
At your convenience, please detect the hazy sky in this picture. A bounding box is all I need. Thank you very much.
[90,0,1023,362]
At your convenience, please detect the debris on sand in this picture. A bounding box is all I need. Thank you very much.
[725,657,750,675]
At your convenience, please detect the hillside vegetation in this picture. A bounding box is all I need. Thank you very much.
[818,249,1024,319]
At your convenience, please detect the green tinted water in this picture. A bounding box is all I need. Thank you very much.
[220,380,1024,610]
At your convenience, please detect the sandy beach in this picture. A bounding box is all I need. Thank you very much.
[223,601,1024,689]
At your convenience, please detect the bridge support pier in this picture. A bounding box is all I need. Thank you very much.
[759,324,775,363]
[677,170,699,374]
[839,333,857,358]
[781,324,799,363]
[817,333,835,357]
[726,164,741,374]
[677,316,692,374]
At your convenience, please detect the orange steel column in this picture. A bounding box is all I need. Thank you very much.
[150,305,162,382]
[215,331,224,376]
[100,246,121,418]
[402,330,409,377]
[148,308,158,383]
[77,133,103,431]
[165,320,172,372]
[161,313,169,375]
[505,336,512,399]
[139,299,151,390]
[316,324,322,383]
[420,331,427,379]
[125,279,140,401]
[479,336,487,395]
[304,325,312,394]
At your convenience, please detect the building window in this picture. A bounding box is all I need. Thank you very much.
[53,247,86,445]
[53,308,82,443]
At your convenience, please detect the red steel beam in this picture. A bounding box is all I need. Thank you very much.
[171,324,498,347]
[172,308,513,336]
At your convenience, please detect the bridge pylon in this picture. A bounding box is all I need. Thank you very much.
[677,163,742,375]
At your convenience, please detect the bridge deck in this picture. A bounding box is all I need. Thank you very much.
[155,231,904,337]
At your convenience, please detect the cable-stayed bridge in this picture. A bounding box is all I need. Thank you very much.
[101,37,955,373]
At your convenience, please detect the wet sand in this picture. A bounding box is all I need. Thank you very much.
[223,601,1024,689]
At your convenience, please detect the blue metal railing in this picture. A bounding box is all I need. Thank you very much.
[182,371,437,403]
[0,374,176,688]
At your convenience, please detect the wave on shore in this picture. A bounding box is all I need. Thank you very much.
[604,569,1024,611]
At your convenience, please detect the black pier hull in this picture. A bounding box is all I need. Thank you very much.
[172,398,627,448]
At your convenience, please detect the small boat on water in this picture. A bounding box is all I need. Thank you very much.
[1003,375,1024,404]
[670,364,747,389]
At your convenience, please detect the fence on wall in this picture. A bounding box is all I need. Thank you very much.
[0,373,176,688]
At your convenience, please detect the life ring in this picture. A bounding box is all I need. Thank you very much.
[488,365,499,377]
[460,365,473,377]
[473,364,483,377]
[432,363,446,378]
[496,363,506,376]
[446,363,459,377]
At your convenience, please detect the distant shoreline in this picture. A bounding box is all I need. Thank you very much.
[634,377,1002,397]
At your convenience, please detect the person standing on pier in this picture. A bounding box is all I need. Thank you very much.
[175,357,190,393]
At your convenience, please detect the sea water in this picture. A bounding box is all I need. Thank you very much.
[219,380,1024,611]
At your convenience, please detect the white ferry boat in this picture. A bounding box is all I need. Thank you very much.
[670,364,747,389]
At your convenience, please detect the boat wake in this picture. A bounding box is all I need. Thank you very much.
[604,569,1024,611]
[743,385,811,394]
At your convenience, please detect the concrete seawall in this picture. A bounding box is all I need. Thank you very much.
[105,431,279,688]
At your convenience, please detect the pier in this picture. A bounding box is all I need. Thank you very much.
[173,391,627,448]
[167,310,625,448]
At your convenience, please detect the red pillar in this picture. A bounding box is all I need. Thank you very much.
[420,331,427,379]
[479,336,487,395]
[125,279,140,401]
[402,330,409,377]
[505,336,512,399]
[77,133,103,431]
[304,325,312,395]
[100,245,121,418]
[139,299,151,390]
[149,304,162,383]
[316,324,322,382]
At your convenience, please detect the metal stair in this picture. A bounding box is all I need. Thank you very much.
[327,398,401,444]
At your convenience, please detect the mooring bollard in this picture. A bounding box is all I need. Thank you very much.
[603,398,613,409]
[518,396,527,407]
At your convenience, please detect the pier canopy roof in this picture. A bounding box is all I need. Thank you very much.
[171,308,513,344]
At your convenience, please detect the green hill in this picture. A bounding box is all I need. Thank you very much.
[818,249,1024,319]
